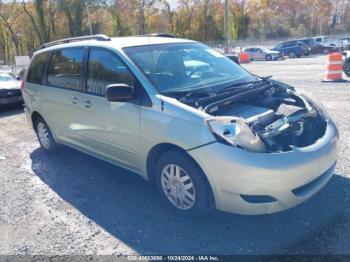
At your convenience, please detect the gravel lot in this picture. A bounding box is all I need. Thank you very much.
[0,55,349,256]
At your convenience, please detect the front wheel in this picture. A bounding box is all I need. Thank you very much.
[155,150,214,217]
[35,117,58,152]
[265,54,272,61]
[289,51,296,58]
[344,60,350,77]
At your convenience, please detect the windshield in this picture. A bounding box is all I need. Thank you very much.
[124,43,256,93]
[0,74,14,82]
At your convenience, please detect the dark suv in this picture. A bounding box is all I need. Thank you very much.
[272,41,308,58]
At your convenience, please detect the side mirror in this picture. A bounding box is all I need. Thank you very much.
[105,83,134,102]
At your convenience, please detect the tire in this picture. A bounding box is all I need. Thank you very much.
[289,51,296,58]
[154,150,214,218]
[323,49,329,54]
[34,116,58,153]
[344,60,350,77]
[265,54,272,61]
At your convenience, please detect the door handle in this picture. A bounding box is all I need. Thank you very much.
[83,100,93,108]
[72,96,80,104]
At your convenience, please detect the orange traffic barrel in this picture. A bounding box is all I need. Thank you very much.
[239,52,250,63]
[322,52,345,82]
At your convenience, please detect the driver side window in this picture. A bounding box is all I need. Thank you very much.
[87,48,135,96]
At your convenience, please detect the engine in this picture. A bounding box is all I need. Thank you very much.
[212,84,327,152]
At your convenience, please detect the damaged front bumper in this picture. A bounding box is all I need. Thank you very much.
[188,119,339,215]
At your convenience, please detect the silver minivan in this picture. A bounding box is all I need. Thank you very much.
[23,35,339,217]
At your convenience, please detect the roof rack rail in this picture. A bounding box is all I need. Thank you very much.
[137,33,176,38]
[39,34,111,49]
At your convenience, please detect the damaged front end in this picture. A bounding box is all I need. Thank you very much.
[184,79,328,153]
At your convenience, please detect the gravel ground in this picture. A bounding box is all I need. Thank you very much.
[0,55,349,256]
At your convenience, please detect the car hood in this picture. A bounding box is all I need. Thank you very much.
[0,80,19,89]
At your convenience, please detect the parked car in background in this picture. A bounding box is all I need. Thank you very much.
[313,35,343,52]
[314,43,340,54]
[244,47,281,61]
[335,37,350,50]
[0,72,23,106]
[314,36,330,45]
[272,41,305,58]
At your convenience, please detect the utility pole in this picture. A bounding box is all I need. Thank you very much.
[224,0,230,48]
[86,3,93,35]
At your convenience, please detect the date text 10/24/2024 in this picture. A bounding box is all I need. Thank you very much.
[127,255,220,261]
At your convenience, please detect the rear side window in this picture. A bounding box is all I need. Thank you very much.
[47,48,84,91]
[27,52,49,84]
[87,48,135,96]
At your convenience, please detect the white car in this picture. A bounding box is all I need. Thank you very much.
[244,47,281,61]
[0,73,23,106]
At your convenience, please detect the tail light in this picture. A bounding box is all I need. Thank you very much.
[20,80,25,89]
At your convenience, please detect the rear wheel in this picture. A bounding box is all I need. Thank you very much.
[344,59,350,77]
[289,51,296,58]
[155,150,214,217]
[35,117,58,152]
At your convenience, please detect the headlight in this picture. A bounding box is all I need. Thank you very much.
[205,117,266,152]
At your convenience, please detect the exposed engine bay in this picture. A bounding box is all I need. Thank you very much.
[178,79,328,153]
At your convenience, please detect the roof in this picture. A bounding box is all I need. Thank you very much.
[34,35,195,55]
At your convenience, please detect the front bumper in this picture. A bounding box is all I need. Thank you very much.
[188,120,339,215]
[271,54,280,60]
[0,95,23,105]
[0,89,23,105]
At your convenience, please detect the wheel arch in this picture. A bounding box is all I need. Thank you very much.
[146,142,216,209]
[31,111,44,130]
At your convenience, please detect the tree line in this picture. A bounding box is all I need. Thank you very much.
[0,0,349,63]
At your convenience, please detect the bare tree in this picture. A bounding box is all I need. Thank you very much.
[0,1,20,55]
